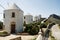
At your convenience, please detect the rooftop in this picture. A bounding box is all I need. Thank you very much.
[6,3,23,12]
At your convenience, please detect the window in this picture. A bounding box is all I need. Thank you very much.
[12,12,15,18]
[24,16,25,19]
[4,13,5,18]
[24,21,26,26]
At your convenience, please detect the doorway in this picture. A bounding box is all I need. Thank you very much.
[11,22,16,33]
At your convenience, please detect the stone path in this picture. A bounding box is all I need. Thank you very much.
[0,34,38,40]
[21,35,38,40]
[36,34,42,40]
[0,34,20,40]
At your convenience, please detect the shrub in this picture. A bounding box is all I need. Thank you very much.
[0,31,8,37]
[40,23,47,28]
[0,31,8,35]
[29,26,39,35]
[24,23,39,35]
[3,31,8,34]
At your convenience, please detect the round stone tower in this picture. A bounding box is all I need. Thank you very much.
[3,4,24,33]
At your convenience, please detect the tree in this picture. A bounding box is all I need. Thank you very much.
[29,25,39,35]
[40,23,47,28]
[24,23,39,35]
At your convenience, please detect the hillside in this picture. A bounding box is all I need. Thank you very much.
[45,14,60,24]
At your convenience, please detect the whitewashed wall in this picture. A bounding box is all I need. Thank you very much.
[3,9,23,33]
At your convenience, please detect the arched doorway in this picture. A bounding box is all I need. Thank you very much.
[11,22,16,33]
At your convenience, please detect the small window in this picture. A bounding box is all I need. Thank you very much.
[4,13,5,18]
[24,21,26,26]
[12,12,15,18]
[24,17,25,19]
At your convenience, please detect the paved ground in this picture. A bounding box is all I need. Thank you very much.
[36,34,42,40]
[21,35,38,40]
[0,34,20,40]
[0,34,38,40]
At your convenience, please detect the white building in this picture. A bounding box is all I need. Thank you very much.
[34,15,41,21]
[24,15,33,24]
[3,4,24,33]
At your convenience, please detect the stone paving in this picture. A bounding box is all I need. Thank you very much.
[0,34,38,40]
[0,34,20,40]
[21,35,38,40]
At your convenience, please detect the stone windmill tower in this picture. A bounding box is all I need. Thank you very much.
[3,4,24,33]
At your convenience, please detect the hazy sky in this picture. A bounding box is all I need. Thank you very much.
[0,0,60,21]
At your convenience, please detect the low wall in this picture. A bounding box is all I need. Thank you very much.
[10,37,21,40]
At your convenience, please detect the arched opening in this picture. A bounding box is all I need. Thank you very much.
[11,22,16,33]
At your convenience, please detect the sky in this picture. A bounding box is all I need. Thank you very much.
[0,0,60,21]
